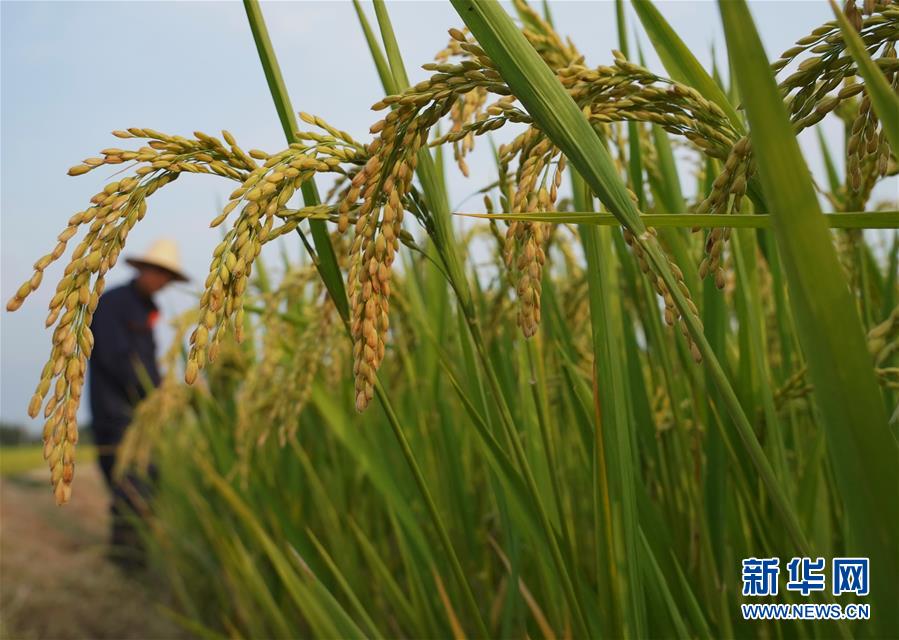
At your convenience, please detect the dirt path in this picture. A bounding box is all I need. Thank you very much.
[1,465,186,640]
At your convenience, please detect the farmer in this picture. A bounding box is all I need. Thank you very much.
[88,238,187,564]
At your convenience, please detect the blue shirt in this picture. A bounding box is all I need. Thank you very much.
[88,280,161,445]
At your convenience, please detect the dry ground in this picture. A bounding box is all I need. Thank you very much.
[0,464,187,640]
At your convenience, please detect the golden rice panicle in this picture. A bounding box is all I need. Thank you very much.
[118,376,190,477]
[188,195,268,380]
[844,0,864,32]
[512,0,582,69]
[28,172,164,505]
[234,267,316,459]
[499,131,559,338]
[186,140,346,385]
[847,91,878,192]
[9,128,276,501]
[625,228,703,363]
[846,43,896,193]
[432,27,493,173]
[508,216,547,338]
[291,115,368,233]
[10,160,173,504]
[448,87,488,176]
[239,266,335,452]
[559,53,739,159]
[440,1,578,72]
[697,136,752,288]
[867,305,899,365]
[347,115,422,411]
[278,300,334,445]
[344,63,471,410]
[434,27,468,63]
[772,10,898,196]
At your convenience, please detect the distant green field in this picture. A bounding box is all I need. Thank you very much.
[0,445,96,477]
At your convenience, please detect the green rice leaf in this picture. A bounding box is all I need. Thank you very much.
[575,178,646,638]
[829,0,899,152]
[449,0,643,233]
[351,0,394,93]
[719,3,898,636]
[456,211,899,228]
[632,0,744,133]
[450,0,810,556]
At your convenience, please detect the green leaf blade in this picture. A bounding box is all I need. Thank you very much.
[829,0,899,152]
[719,3,898,637]
[632,0,744,133]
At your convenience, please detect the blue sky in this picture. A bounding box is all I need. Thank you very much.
[1,1,888,431]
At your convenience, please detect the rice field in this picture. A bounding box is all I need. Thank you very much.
[0,445,95,477]
[5,0,899,638]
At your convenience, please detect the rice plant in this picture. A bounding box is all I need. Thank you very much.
[6,0,899,637]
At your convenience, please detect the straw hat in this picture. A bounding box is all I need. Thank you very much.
[125,238,189,282]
